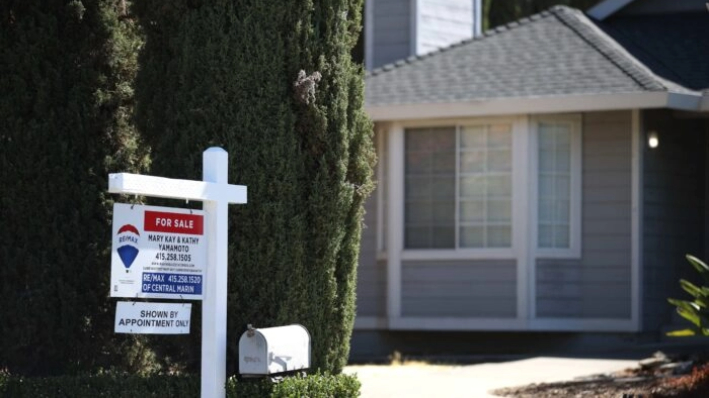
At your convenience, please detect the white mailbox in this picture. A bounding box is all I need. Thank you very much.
[238,324,311,377]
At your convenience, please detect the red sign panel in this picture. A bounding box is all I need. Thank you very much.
[144,211,204,235]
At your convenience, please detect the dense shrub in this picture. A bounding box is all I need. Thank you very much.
[0,0,149,375]
[133,0,374,374]
[667,255,709,336]
[0,374,197,398]
[0,373,360,398]
[228,373,361,397]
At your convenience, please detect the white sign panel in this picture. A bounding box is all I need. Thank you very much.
[111,203,206,300]
[115,302,192,334]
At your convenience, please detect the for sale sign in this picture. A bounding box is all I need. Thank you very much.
[111,203,206,300]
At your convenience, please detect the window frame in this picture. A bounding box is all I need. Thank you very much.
[376,127,387,256]
[379,115,583,262]
[397,116,525,260]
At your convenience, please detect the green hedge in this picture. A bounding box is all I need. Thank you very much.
[0,373,360,398]
[0,0,150,376]
[133,0,374,375]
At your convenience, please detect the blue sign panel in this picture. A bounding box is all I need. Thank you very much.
[141,272,202,295]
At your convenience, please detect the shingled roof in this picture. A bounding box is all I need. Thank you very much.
[365,5,697,113]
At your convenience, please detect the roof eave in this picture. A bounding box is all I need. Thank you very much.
[667,91,703,110]
[366,91,703,122]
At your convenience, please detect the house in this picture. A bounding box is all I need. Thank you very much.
[352,0,709,359]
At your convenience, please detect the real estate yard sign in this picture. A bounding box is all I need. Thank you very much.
[108,148,247,398]
[111,203,206,300]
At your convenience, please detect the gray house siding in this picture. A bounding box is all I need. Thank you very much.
[356,192,387,318]
[537,111,633,319]
[642,109,707,332]
[401,260,517,317]
[617,0,707,16]
[371,0,412,69]
[418,0,474,55]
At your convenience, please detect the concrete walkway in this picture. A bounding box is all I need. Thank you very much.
[344,356,639,398]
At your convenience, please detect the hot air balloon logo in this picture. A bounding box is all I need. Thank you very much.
[116,224,140,269]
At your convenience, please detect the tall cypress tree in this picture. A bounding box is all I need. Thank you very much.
[0,0,149,375]
[134,0,374,374]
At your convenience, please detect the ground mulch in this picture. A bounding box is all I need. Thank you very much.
[492,352,709,398]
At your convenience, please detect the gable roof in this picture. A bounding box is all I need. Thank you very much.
[365,5,703,121]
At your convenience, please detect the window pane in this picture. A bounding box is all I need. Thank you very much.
[405,176,431,198]
[460,151,485,172]
[406,201,435,224]
[431,128,456,151]
[487,175,511,197]
[460,200,485,222]
[461,126,485,148]
[556,200,570,223]
[555,129,570,147]
[488,124,512,147]
[538,126,555,149]
[460,175,486,197]
[405,128,455,249]
[433,152,455,173]
[556,175,570,200]
[539,175,555,199]
[539,149,555,172]
[432,177,455,198]
[539,199,554,223]
[432,227,455,248]
[487,149,511,171]
[460,226,485,247]
[554,225,570,247]
[488,200,511,222]
[556,147,570,170]
[459,124,513,249]
[405,130,433,151]
[405,124,514,251]
[433,202,455,224]
[487,226,511,247]
[406,226,431,248]
[537,121,573,249]
[538,224,554,248]
[405,151,432,174]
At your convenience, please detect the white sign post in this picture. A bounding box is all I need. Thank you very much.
[108,147,246,398]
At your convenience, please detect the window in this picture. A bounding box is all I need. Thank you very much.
[459,124,512,248]
[397,115,581,257]
[537,122,571,248]
[534,116,581,257]
[404,123,513,249]
[404,127,456,248]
